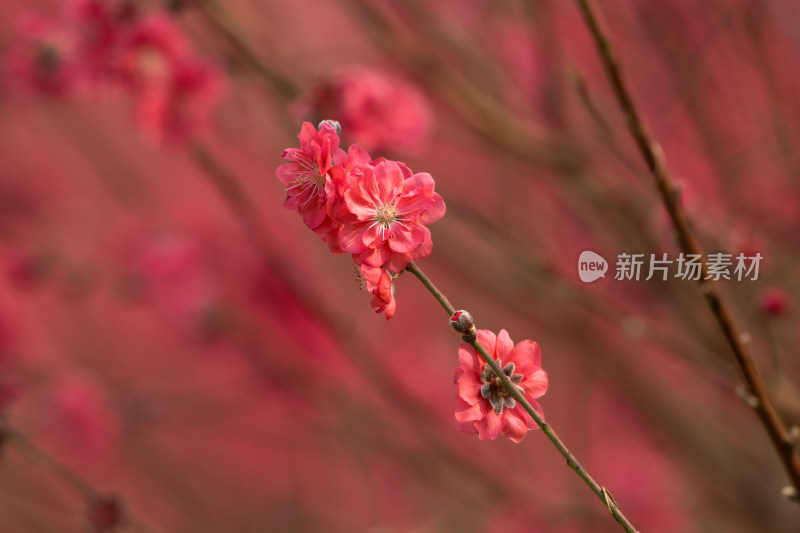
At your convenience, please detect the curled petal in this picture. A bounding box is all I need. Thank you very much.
[502,409,529,443]
[361,223,383,248]
[455,399,488,422]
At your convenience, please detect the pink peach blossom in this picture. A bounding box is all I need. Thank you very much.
[358,264,396,319]
[277,122,347,231]
[338,159,445,273]
[454,329,548,443]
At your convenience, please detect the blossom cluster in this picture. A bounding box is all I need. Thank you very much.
[277,121,446,319]
[5,0,223,144]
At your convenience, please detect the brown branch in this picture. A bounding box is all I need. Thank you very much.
[573,0,800,498]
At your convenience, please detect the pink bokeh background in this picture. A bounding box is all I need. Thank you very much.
[1,0,800,531]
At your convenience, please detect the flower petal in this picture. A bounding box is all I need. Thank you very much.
[455,399,488,422]
[475,410,503,440]
[476,330,497,357]
[344,189,378,220]
[374,160,404,200]
[418,194,446,225]
[458,373,484,404]
[508,340,542,374]
[496,329,514,365]
[388,224,422,253]
[338,223,368,253]
[457,344,481,374]
[361,223,383,248]
[522,369,549,399]
[359,245,390,267]
[502,408,529,443]
[456,419,478,435]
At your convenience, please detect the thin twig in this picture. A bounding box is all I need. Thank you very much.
[573,0,800,497]
[189,0,301,100]
[405,261,641,533]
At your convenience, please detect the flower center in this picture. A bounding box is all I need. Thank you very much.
[287,152,325,205]
[480,362,525,415]
[374,203,398,227]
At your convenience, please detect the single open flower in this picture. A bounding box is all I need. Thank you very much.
[338,159,445,273]
[454,329,548,443]
[277,121,346,231]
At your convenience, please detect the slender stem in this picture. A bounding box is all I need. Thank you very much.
[573,0,800,498]
[405,261,641,533]
[189,0,300,100]
[405,261,455,315]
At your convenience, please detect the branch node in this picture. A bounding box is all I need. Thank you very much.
[650,141,666,167]
[782,486,799,502]
[736,384,760,409]
[600,487,618,514]
[788,426,800,447]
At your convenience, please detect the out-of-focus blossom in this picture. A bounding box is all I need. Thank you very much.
[112,14,223,144]
[134,57,225,144]
[358,264,396,319]
[6,248,54,289]
[454,329,548,443]
[42,373,119,466]
[120,232,220,337]
[307,68,433,154]
[66,0,119,83]
[759,287,790,317]
[4,6,224,144]
[111,14,187,89]
[4,16,78,96]
[338,159,445,273]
